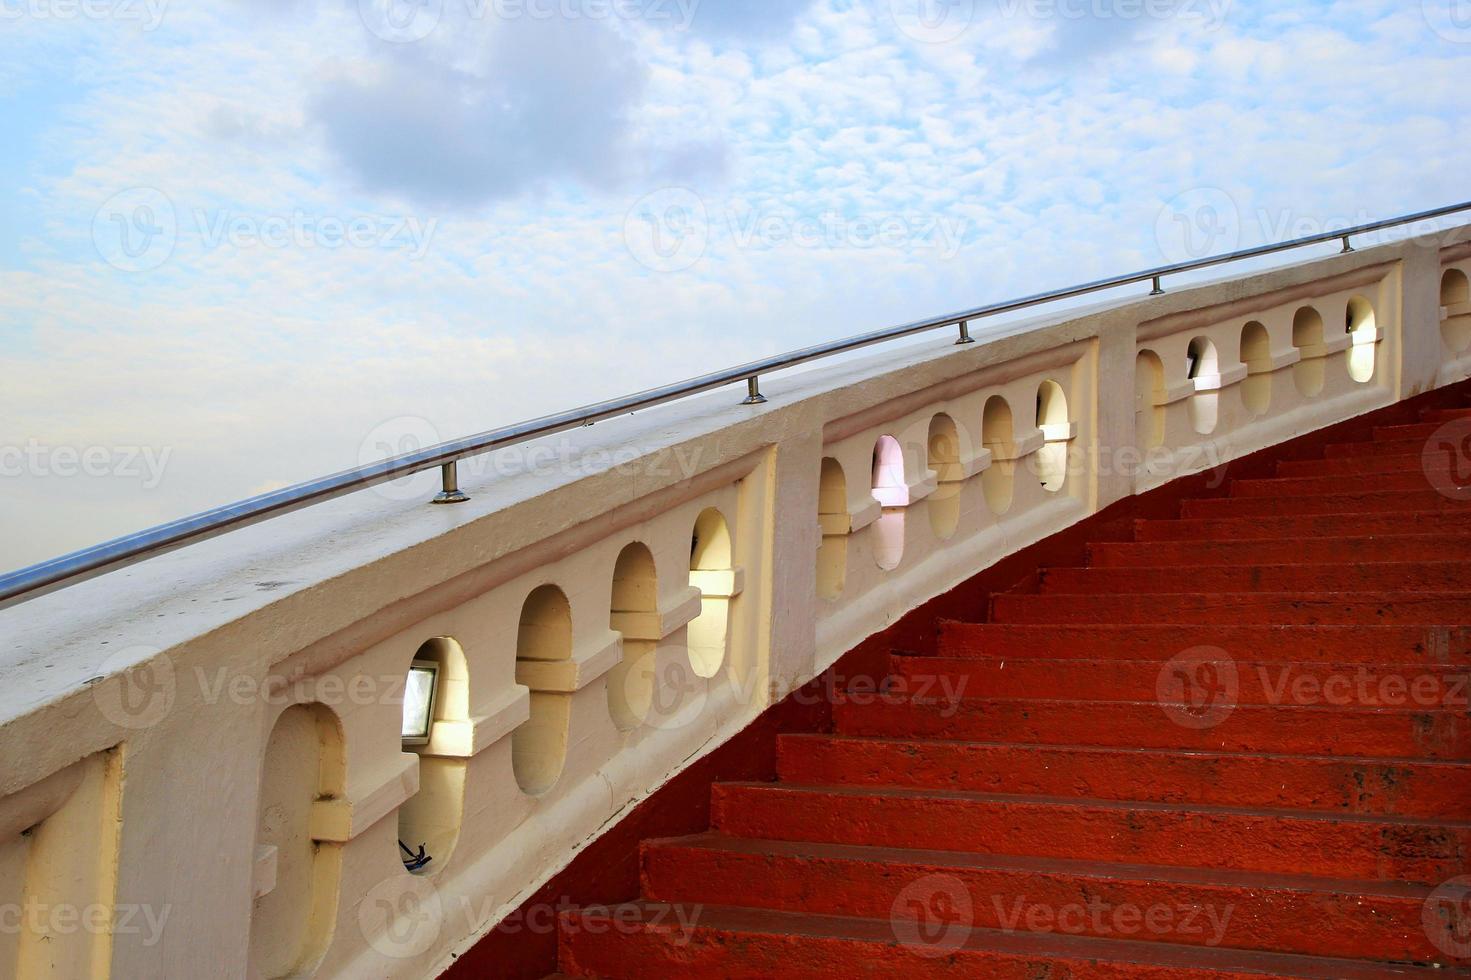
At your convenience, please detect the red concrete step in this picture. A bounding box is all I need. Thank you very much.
[1326,437,1440,458]
[1376,421,1470,441]
[710,783,1471,881]
[833,695,1471,759]
[1180,490,1468,519]
[888,654,1471,709]
[1422,407,1471,422]
[936,623,1471,664]
[1230,472,1437,496]
[1134,511,1471,541]
[1275,452,1432,477]
[1089,534,1471,568]
[639,833,1458,962]
[558,902,1470,979]
[990,590,1471,625]
[775,734,1471,818]
[1038,561,1471,594]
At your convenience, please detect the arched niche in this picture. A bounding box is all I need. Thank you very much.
[1239,321,1273,416]
[1186,337,1220,434]
[512,586,573,795]
[926,414,962,540]
[1035,380,1070,493]
[981,396,1015,514]
[249,703,345,978]
[1443,269,1471,353]
[816,458,848,600]
[397,636,469,875]
[869,436,906,570]
[688,509,736,679]
[1346,296,1377,384]
[1136,350,1166,450]
[1292,306,1326,397]
[606,543,659,731]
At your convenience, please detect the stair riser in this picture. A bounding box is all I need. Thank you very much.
[1088,537,1471,568]
[1039,563,1471,594]
[640,844,1441,962]
[889,657,1471,710]
[990,592,1471,625]
[1376,422,1468,440]
[1326,438,1443,458]
[559,920,1306,980]
[1181,492,1469,518]
[1231,473,1441,496]
[1275,454,1432,477]
[1421,408,1471,423]
[776,735,1471,818]
[937,624,1471,664]
[1134,512,1471,541]
[711,786,1471,881]
[833,699,1471,759]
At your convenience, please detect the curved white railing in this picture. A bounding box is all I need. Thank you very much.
[0,221,1468,979]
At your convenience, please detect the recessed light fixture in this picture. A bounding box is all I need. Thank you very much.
[401,660,439,747]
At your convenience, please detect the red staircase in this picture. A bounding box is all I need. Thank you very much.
[556,401,1471,978]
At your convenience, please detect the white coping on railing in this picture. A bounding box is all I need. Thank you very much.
[1,225,1469,979]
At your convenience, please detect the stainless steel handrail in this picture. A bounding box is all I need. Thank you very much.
[3,200,1468,610]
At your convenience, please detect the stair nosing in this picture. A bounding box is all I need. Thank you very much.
[713,780,1471,828]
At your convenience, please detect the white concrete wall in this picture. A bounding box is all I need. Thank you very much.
[0,227,1468,979]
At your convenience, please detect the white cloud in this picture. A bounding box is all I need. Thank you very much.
[2,0,1469,570]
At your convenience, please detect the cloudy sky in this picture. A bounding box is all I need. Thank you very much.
[2,0,1469,572]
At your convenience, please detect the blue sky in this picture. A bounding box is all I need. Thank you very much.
[2,0,1469,569]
